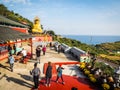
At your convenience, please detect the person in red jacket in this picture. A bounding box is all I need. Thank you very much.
[42,46,46,55]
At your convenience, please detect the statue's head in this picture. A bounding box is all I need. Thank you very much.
[35,19,39,24]
[34,16,40,24]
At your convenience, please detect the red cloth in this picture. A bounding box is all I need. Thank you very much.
[33,75,98,90]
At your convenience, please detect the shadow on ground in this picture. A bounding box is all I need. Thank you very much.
[0,63,11,71]
[18,73,33,82]
[4,74,33,88]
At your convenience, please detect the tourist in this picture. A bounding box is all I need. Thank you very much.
[8,45,12,55]
[58,45,61,54]
[45,62,52,87]
[31,63,41,89]
[13,44,16,55]
[21,48,27,61]
[42,46,46,55]
[8,54,15,72]
[71,87,78,90]
[36,47,41,63]
[50,42,52,47]
[56,64,65,84]
[49,42,52,49]
[16,51,22,56]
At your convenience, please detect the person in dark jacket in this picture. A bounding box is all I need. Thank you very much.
[31,63,41,89]
[45,62,52,87]
[36,47,41,63]
[13,44,16,55]
[8,45,12,55]
[58,45,61,54]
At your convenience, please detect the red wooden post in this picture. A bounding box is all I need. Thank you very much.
[30,38,33,59]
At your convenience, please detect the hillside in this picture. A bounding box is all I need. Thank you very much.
[95,41,120,52]
[0,4,32,28]
[96,41,120,65]
[54,36,120,65]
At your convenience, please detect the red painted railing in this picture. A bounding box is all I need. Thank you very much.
[0,50,8,61]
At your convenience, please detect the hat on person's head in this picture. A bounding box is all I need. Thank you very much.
[59,64,62,67]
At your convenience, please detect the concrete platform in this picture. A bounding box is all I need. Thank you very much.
[0,47,91,90]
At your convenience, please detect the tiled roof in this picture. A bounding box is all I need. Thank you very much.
[0,26,32,42]
[0,15,28,28]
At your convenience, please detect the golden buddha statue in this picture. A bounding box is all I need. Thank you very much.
[32,16,43,33]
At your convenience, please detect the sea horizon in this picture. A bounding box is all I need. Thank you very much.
[62,35,120,45]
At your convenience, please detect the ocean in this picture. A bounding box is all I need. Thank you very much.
[62,35,120,45]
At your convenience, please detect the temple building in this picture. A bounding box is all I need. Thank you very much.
[0,15,33,61]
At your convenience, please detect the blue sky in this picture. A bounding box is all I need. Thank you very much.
[0,0,120,35]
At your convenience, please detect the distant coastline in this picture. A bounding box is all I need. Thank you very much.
[62,35,120,45]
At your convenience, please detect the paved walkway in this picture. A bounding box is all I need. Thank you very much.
[0,47,83,90]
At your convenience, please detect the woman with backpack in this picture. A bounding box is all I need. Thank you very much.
[55,64,65,84]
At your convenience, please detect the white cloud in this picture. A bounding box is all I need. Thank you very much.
[3,0,9,2]
[2,0,32,5]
